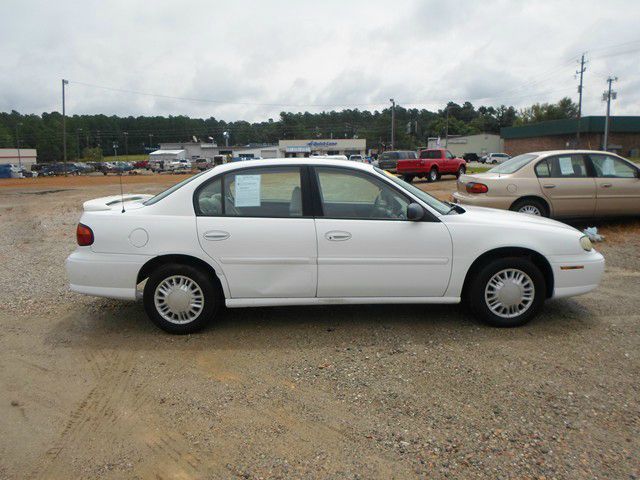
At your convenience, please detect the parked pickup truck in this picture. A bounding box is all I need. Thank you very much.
[396,148,467,182]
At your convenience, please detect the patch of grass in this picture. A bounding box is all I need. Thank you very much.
[467,165,491,174]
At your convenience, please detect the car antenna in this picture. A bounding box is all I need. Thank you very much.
[119,170,126,213]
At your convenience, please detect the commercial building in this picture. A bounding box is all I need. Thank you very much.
[278,139,366,158]
[427,134,503,157]
[0,148,37,169]
[501,116,640,157]
[158,142,278,160]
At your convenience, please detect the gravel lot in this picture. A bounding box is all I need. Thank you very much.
[1,175,639,479]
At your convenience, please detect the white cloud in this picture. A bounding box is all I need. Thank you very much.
[0,0,638,121]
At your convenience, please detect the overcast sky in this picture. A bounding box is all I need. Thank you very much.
[1,0,639,122]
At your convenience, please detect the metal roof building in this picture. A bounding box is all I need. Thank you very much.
[501,116,640,157]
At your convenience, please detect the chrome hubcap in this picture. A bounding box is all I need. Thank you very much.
[430,171,437,180]
[484,268,535,319]
[154,275,204,324]
[518,205,542,216]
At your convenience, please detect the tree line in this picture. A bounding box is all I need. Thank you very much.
[0,98,578,163]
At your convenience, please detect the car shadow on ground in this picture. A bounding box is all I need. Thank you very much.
[46,296,597,353]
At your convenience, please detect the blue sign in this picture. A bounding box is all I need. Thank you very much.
[306,141,338,147]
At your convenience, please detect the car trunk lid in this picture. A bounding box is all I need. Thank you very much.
[83,194,153,212]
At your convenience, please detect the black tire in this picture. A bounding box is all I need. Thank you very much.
[510,198,548,217]
[468,257,545,327]
[403,174,415,183]
[427,167,439,183]
[143,263,221,334]
[456,165,466,178]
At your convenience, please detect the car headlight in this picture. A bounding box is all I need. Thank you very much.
[580,235,593,251]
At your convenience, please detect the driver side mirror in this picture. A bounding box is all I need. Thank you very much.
[407,202,425,221]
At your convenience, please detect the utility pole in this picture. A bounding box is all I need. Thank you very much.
[15,122,22,170]
[76,128,82,160]
[389,98,395,150]
[148,133,154,151]
[602,76,618,151]
[575,53,587,147]
[123,132,129,161]
[444,106,450,147]
[62,79,69,175]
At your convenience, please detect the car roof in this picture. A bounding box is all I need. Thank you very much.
[529,149,618,157]
[210,158,377,175]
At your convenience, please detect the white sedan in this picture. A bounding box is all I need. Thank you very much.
[66,159,604,333]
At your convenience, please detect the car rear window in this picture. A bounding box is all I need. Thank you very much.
[144,170,208,205]
[419,150,442,159]
[488,154,537,174]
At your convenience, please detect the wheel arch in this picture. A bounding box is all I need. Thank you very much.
[137,254,228,298]
[510,195,551,217]
[461,246,554,300]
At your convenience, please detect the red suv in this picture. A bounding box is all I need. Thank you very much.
[396,148,467,182]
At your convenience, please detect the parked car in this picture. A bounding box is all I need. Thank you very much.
[74,162,95,174]
[349,154,364,162]
[397,148,467,182]
[463,153,479,162]
[66,158,604,334]
[452,150,640,218]
[133,160,149,169]
[111,162,134,174]
[377,151,417,172]
[193,158,213,171]
[164,159,191,172]
[485,153,511,164]
[41,163,80,176]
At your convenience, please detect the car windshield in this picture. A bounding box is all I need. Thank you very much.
[144,170,208,205]
[487,154,537,174]
[374,167,451,215]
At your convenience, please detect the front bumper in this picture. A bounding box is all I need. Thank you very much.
[452,191,514,210]
[65,249,152,300]
[550,250,605,298]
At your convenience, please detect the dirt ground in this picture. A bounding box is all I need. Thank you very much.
[0,174,639,479]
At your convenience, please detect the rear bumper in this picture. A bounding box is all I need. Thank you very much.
[65,249,152,300]
[550,251,605,298]
[452,191,514,210]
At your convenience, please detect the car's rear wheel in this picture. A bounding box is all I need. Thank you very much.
[456,165,466,178]
[403,174,415,183]
[143,263,221,334]
[510,198,548,217]
[469,257,545,327]
[427,167,439,182]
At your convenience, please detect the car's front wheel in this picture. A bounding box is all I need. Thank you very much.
[143,263,221,334]
[469,257,545,327]
[456,165,466,178]
[403,174,415,183]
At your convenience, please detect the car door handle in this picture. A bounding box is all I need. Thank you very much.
[325,231,352,241]
[203,230,230,241]
[601,183,612,188]
[542,184,556,189]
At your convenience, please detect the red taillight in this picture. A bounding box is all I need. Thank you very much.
[466,182,489,194]
[76,223,94,246]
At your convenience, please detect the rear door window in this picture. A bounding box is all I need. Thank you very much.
[224,167,304,217]
[546,155,589,178]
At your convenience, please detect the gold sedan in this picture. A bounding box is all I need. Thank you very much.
[452,150,640,218]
